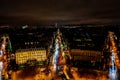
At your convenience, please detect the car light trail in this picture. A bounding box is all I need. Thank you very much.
[108,32,119,80]
[53,39,59,71]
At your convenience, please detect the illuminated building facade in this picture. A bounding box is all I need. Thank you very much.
[15,48,47,66]
[71,49,102,68]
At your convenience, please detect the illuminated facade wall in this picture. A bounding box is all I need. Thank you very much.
[16,49,46,64]
[71,49,102,62]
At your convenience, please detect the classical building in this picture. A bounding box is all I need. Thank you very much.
[15,48,47,66]
[71,49,102,68]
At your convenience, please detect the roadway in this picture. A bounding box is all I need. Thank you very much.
[11,67,53,80]
[10,67,111,80]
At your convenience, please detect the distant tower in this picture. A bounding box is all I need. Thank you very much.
[55,23,58,28]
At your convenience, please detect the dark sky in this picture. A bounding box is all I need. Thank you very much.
[0,0,120,25]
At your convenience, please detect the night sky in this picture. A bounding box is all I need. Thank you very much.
[0,0,120,25]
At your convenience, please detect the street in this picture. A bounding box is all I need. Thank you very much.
[10,67,111,80]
